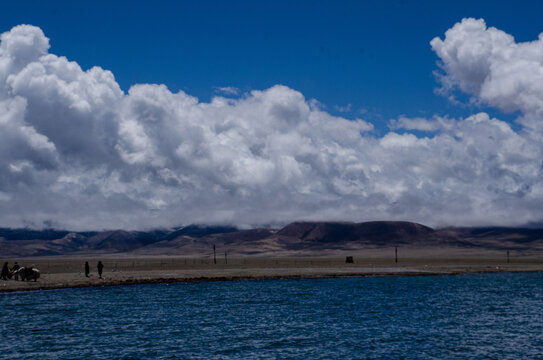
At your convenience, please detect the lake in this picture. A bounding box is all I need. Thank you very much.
[1,273,542,359]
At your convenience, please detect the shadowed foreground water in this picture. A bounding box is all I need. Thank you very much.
[1,273,542,359]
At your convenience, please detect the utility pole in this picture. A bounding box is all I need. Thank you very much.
[213,244,217,264]
[395,246,398,264]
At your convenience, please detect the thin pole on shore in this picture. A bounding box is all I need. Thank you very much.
[395,246,398,264]
[213,244,217,265]
[507,250,510,264]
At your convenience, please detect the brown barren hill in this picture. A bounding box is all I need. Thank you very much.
[276,221,435,248]
[132,228,276,255]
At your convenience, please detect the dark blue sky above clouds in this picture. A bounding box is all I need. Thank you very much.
[2,1,543,230]
[2,0,540,129]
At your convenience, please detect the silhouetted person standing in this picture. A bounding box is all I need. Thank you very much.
[85,261,90,277]
[0,262,8,280]
[12,262,20,280]
[97,261,104,279]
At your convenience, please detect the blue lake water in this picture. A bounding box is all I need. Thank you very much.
[1,273,542,359]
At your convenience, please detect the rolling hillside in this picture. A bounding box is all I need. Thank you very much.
[2,222,543,257]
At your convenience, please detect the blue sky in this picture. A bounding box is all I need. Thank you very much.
[3,0,541,132]
[2,1,543,229]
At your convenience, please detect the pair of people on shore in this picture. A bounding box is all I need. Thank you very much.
[85,261,104,279]
[1,262,30,280]
[1,261,21,280]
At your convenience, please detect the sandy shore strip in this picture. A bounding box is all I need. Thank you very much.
[2,253,543,293]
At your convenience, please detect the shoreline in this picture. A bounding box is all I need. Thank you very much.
[2,254,542,293]
[2,266,542,294]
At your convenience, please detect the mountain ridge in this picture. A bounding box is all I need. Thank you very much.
[2,221,543,257]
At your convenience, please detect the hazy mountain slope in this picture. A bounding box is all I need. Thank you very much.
[2,222,543,257]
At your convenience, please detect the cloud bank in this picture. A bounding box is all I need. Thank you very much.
[1,19,543,230]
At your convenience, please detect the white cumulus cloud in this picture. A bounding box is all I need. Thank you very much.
[1,21,543,230]
[431,17,543,130]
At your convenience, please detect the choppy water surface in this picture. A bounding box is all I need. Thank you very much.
[1,273,542,359]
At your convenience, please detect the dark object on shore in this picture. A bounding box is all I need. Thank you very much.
[395,246,398,263]
[345,256,354,264]
[0,262,8,280]
[16,266,40,281]
[85,261,90,277]
[213,245,217,264]
[97,261,104,279]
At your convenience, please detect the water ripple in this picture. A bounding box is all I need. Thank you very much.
[1,273,542,359]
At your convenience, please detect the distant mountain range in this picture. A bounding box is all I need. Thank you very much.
[2,221,543,257]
